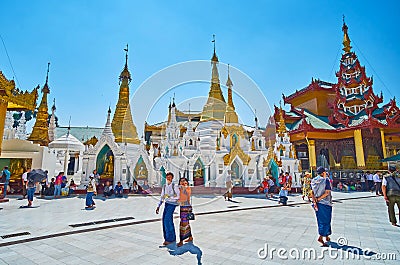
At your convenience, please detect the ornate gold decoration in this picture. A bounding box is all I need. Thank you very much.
[0,71,38,153]
[83,136,98,146]
[224,65,238,123]
[342,17,352,53]
[111,46,140,144]
[223,144,251,166]
[28,63,51,146]
[201,41,226,121]
[277,104,287,137]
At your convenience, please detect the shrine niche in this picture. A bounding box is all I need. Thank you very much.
[134,155,148,181]
[193,158,204,186]
[96,144,114,180]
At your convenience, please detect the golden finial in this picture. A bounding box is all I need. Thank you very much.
[211,34,218,62]
[124,44,128,67]
[226,64,233,88]
[42,62,50,94]
[342,15,352,53]
[45,62,50,84]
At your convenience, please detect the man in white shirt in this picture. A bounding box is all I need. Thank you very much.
[156,172,180,245]
[21,168,31,199]
[373,171,382,196]
[366,171,374,192]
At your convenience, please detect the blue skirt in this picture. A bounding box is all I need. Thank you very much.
[86,192,94,207]
[315,203,332,236]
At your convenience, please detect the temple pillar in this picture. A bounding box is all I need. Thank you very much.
[380,129,387,158]
[243,164,248,187]
[307,139,317,169]
[354,129,365,168]
[380,129,387,167]
[0,99,8,155]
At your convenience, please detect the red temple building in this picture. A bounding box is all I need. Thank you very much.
[275,21,400,172]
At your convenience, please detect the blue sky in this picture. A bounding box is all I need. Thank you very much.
[1,0,399,136]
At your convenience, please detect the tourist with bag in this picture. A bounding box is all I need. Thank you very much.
[382,166,400,226]
[177,177,194,247]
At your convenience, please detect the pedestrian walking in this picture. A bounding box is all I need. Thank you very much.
[224,171,233,201]
[1,166,11,197]
[366,171,374,192]
[360,172,367,192]
[373,171,383,196]
[177,177,193,247]
[54,172,64,198]
[26,178,36,207]
[21,168,31,199]
[155,172,180,246]
[382,166,400,226]
[311,167,332,247]
[85,175,97,209]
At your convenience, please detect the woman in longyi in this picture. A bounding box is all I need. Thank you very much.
[177,177,193,247]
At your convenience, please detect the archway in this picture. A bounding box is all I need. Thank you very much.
[230,159,243,187]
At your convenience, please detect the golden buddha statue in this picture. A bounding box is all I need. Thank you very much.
[103,155,114,178]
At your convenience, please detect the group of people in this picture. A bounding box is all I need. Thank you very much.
[155,172,194,247]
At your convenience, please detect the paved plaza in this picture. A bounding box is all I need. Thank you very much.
[0,191,399,264]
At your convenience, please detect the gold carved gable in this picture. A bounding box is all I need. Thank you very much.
[0,71,38,110]
[223,144,251,166]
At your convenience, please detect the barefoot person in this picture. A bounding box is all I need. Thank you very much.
[155,172,180,245]
[85,175,97,209]
[382,166,400,226]
[177,177,193,247]
[311,167,332,247]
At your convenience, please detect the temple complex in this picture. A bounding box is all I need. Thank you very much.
[278,20,400,172]
[145,45,271,188]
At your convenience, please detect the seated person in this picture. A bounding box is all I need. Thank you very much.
[68,179,77,195]
[355,181,362,191]
[131,180,143,194]
[278,185,289,205]
[349,181,356,191]
[46,178,55,196]
[103,180,113,198]
[141,180,151,194]
[114,181,124,197]
[337,181,344,191]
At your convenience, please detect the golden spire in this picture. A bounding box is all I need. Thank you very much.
[226,64,234,108]
[111,45,140,144]
[201,35,227,121]
[277,102,287,137]
[28,62,50,146]
[224,64,238,123]
[342,15,352,53]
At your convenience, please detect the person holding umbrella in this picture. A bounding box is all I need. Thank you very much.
[25,169,48,207]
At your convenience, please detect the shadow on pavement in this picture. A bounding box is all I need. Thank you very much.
[328,241,376,256]
[166,241,203,265]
